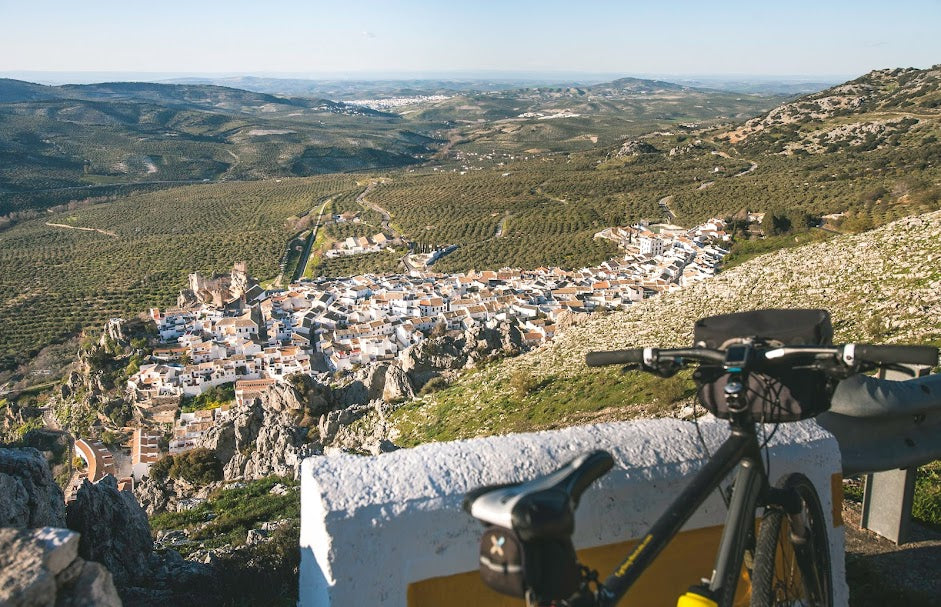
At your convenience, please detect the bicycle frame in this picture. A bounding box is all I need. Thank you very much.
[595,418,767,606]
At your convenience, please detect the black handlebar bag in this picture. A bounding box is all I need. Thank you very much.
[693,308,833,348]
[693,309,835,421]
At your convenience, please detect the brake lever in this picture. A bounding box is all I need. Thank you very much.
[651,360,683,378]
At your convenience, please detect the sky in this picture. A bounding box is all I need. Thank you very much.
[1,0,940,80]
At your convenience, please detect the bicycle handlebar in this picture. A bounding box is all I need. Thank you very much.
[586,343,939,370]
[585,349,646,367]
[848,344,939,367]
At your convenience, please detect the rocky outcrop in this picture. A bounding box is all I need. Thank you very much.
[334,362,416,406]
[133,477,177,517]
[100,318,128,348]
[400,319,524,389]
[65,476,153,587]
[614,139,659,157]
[0,526,122,607]
[318,403,372,444]
[381,362,414,402]
[0,447,66,529]
[198,394,318,482]
[120,549,218,607]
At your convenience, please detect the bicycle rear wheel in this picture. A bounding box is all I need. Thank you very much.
[750,473,832,607]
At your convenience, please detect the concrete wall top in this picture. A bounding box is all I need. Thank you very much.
[299,418,845,606]
[305,418,835,515]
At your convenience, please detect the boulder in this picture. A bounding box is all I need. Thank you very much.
[65,476,153,587]
[100,318,127,348]
[614,139,660,156]
[318,403,371,444]
[260,383,305,413]
[133,477,175,517]
[0,447,66,528]
[381,362,414,402]
[0,526,121,607]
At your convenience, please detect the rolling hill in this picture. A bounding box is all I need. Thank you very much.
[0,79,436,214]
[2,67,940,370]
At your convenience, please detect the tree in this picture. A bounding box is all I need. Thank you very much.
[149,454,174,481]
[170,448,223,485]
[768,214,793,236]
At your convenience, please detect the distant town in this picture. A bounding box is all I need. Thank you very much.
[84,219,729,480]
[69,218,731,486]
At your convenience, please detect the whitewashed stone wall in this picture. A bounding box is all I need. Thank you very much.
[299,418,847,606]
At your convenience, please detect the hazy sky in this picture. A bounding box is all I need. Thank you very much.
[2,0,939,78]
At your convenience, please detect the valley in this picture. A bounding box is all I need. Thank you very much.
[0,58,940,607]
[1,67,940,373]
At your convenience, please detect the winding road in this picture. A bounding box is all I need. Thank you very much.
[658,196,676,222]
[356,180,401,239]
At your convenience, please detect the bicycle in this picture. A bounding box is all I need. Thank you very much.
[463,309,939,607]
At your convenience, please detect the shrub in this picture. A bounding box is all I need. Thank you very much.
[509,369,539,399]
[181,382,235,413]
[149,454,174,481]
[913,461,941,530]
[419,376,449,395]
[170,448,223,485]
[99,430,124,447]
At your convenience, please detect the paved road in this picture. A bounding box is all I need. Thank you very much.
[658,196,676,222]
[293,200,330,282]
[356,180,401,239]
[734,161,758,177]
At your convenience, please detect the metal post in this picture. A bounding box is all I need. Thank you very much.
[860,468,916,544]
[858,364,928,544]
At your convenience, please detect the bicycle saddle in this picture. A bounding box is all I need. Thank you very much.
[463,450,614,541]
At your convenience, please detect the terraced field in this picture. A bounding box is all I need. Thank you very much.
[0,176,361,367]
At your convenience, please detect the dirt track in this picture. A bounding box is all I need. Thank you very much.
[45,222,118,238]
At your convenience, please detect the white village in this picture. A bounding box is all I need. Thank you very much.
[84,218,729,479]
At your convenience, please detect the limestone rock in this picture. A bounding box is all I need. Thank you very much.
[65,476,153,587]
[199,397,316,481]
[365,439,399,456]
[318,403,371,444]
[100,319,127,348]
[59,561,122,607]
[381,362,414,402]
[260,382,305,413]
[614,139,659,157]
[0,527,121,607]
[0,447,66,528]
[132,477,175,517]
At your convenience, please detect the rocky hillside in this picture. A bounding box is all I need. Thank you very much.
[368,210,941,446]
[721,65,941,153]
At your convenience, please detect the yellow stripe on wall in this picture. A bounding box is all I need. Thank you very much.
[408,525,752,606]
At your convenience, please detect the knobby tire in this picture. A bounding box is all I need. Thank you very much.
[750,474,833,607]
